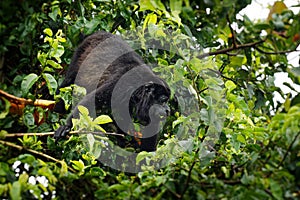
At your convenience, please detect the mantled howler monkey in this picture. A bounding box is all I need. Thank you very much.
[53,31,171,152]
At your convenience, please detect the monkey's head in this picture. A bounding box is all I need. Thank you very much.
[129,82,171,126]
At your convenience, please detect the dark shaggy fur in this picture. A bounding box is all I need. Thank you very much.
[54,31,170,152]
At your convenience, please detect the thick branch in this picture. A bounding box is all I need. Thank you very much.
[0,89,55,115]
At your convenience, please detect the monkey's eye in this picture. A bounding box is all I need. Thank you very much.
[158,95,168,103]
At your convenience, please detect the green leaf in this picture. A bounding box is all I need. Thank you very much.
[136,151,151,164]
[228,94,250,116]
[43,28,53,37]
[0,98,10,119]
[23,112,35,128]
[170,0,182,13]
[46,60,62,69]
[269,179,283,200]
[78,105,89,116]
[170,0,182,23]
[95,125,106,133]
[189,57,202,73]
[140,0,166,12]
[18,173,28,185]
[48,5,62,21]
[21,73,39,96]
[10,181,21,200]
[225,80,237,93]
[37,51,47,66]
[59,160,68,177]
[18,154,36,164]
[229,55,246,67]
[94,115,112,124]
[89,167,106,177]
[143,13,158,32]
[140,0,155,11]
[42,73,57,95]
[71,159,85,174]
[0,162,10,176]
[237,134,246,143]
[50,45,64,62]
[87,133,95,151]
[0,130,8,139]
[241,174,255,185]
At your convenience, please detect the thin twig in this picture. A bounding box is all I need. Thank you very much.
[179,148,200,199]
[254,46,299,55]
[0,140,76,173]
[4,130,124,138]
[197,40,265,59]
[227,14,237,48]
[165,185,182,199]
[277,131,300,169]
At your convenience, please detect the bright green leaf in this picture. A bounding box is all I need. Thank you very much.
[71,159,85,174]
[47,60,62,69]
[225,80,237,93]
[43,28,53,37]
[94,115,112,125]
[237,134,246,143]
[78,105,89,116]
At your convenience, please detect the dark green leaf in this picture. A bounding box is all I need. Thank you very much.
[21,73,39,96]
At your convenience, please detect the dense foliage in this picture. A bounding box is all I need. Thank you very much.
[0,0,300,199]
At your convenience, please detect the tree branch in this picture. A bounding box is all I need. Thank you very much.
[197,40,265,59]
[197,37,299,60]
[0,89,55,115]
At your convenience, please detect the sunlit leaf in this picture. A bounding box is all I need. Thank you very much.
[43,28,53,37]
[78,105,89,116]
[94,115,112,125]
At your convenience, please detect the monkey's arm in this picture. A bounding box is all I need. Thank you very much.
[54,82,113,141]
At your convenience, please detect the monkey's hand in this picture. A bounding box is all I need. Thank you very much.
[54,125,71,143]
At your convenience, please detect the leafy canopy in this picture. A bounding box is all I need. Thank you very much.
[0,0,300,199]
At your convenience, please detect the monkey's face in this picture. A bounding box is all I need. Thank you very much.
[130,82,170,126]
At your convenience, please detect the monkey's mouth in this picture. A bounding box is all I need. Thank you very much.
[133,104,169,126]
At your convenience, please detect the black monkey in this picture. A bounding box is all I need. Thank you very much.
[54,31,170,152]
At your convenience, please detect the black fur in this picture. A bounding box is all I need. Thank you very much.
[54,31,170,152]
